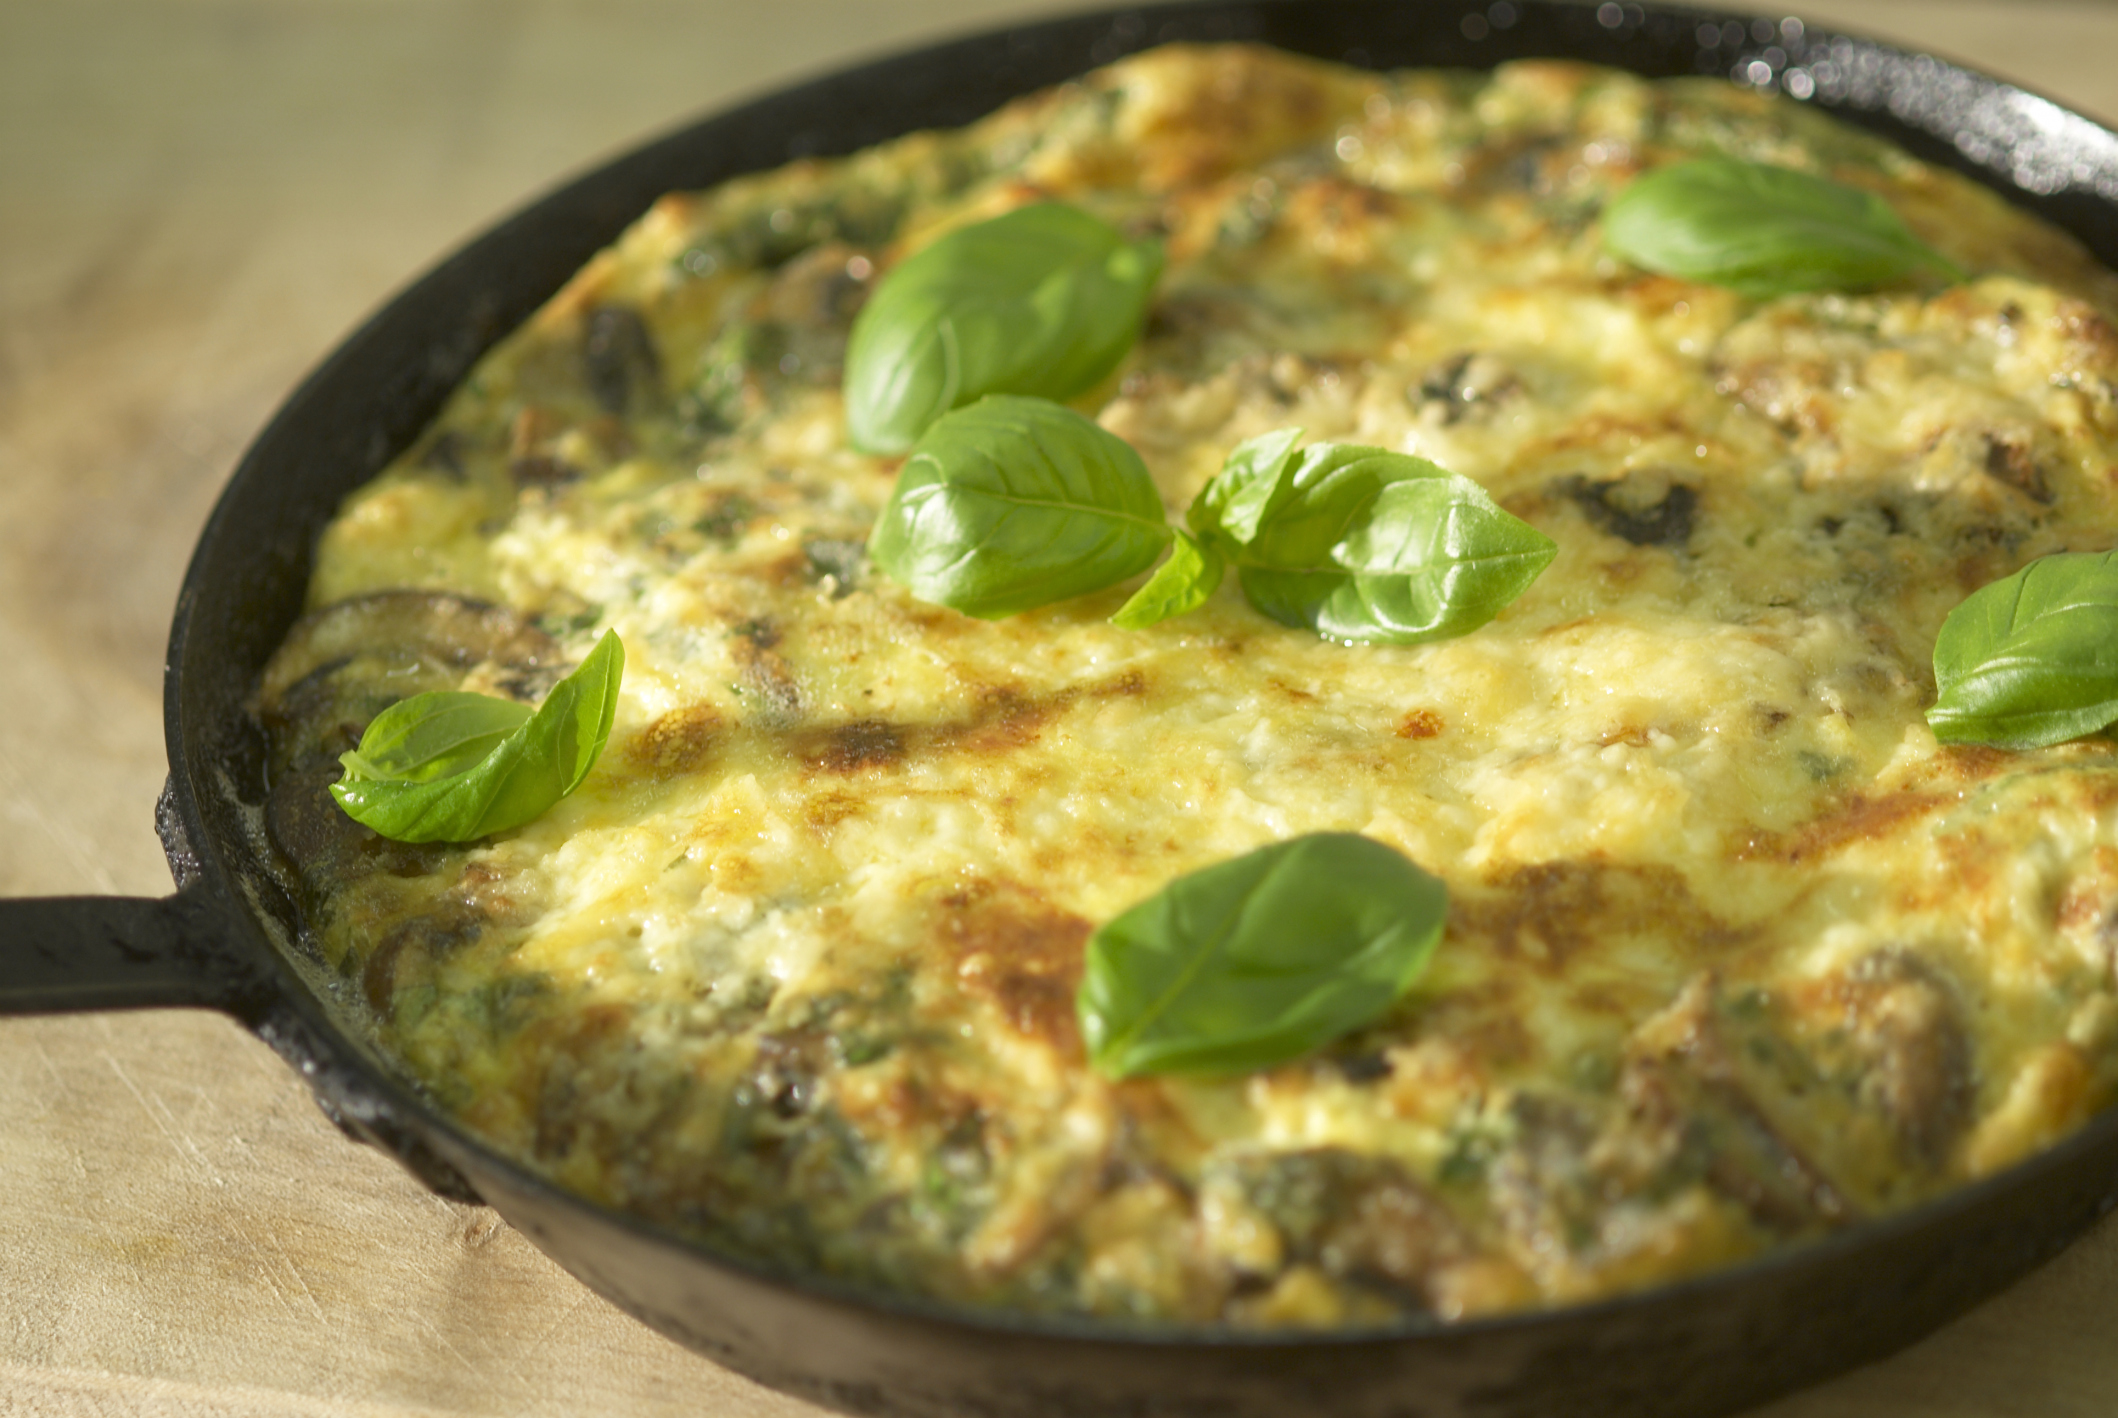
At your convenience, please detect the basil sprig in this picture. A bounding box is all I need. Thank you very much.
[1185,432,1557,645]
[1077,833,1448,1079]
[872,416,1552,642]
[1928,552,2118,749]
[1603,157,1964,298]
[332,630,624,842]
[868,395,1172,618]
[843,203,1163,454]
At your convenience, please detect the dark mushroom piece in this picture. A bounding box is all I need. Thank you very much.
[1560,471,1698,548]
[1832,951,1974,1167]
[258,589,561,720]
[1618,975,1860,1233]
[581,303,663,416]
[1411,351,1521,425]
[1205,1147,1472,1313]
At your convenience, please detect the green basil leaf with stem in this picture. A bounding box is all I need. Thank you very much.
[332,630,624,843]
[869,395,1172,618]
[1192,439,1555,645]
[1603,157,1965,298]
[843,203,1164,454]
[1186,426,1304,546]
[1928,551,2118,749]
[1112,529,1224,630]
[1078,833,1448,1079]
[337,693,532,784]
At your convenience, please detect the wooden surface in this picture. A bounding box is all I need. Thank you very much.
[4,2,2118,1414]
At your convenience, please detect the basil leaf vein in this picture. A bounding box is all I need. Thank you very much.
[1077,833,1449,1079]
[1603,157,1964,298]
[1193,435,1556,644]
[332,629,624,842]
[1928,551,2118,749]
[844,203,1163,454]
[868,395,1172,618]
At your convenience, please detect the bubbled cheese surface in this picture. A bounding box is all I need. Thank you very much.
[274,46,2118,1325]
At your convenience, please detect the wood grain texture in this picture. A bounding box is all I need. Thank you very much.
[2,3,2115,1415]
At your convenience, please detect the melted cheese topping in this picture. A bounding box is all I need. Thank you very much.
[261,46,2118,1326]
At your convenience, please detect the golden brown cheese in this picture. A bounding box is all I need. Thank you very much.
[256,45,2118,1326]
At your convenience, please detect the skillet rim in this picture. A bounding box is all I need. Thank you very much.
[153,0,2118,1402]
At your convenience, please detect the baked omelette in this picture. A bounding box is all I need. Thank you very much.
[254,44,2118,1326]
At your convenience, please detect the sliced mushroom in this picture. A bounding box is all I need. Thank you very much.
[258,590,559,720]
[1485,1092,1610,1258]
[582,304,663,415]
[1559,471,1697,548]
[1619,975,1858,1232]
[1980,431,2054,505]
[1832,951,1974,1166]
[1411,351,1521,425]
[1203,1148,1470,1308]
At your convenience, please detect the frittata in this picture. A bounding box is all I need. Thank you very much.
[255,44,2118,1326]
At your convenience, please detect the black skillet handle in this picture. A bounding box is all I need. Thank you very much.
[0,789,482,1201]
[0,780,268,1018]
[0,886,482,1202]
[0,886,263,1017]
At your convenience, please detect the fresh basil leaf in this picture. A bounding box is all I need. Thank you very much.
[1078,833,1448,1079]
[1186,427,1304,546]
[1193,439,1555,645]
[332,630,624,842]
[1112,530,1223,630]
[1928,551,2118,749]
[868,395,1172,618]
[843,203,1163,454]
[1603,157,1964,298]
[338,692,532,784]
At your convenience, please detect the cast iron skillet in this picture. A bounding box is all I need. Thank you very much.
[7,3,2118,1415]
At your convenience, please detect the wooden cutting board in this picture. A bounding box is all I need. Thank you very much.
[4,3,2116,1414]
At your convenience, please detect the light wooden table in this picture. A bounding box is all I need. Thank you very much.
[4,3,2117,1414]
